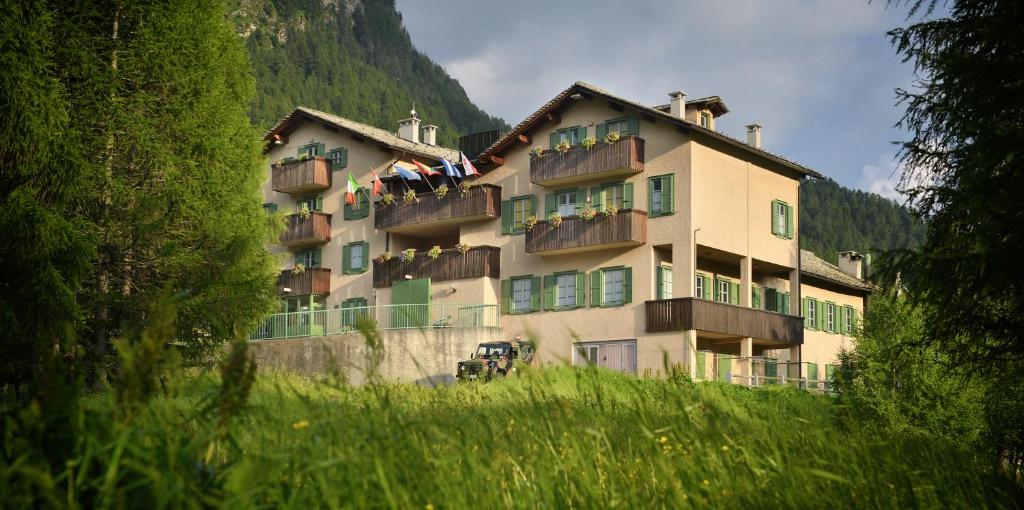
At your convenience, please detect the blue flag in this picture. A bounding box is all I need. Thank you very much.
[440,158,462,178]
[393,163,422,181]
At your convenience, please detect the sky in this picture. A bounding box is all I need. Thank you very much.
[394,0,928,200]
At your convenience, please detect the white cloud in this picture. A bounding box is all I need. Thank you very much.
[859,152,906,202]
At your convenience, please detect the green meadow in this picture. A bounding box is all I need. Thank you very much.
[8,366,1018,508]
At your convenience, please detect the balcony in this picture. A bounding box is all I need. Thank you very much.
[271,157,331,194]
[277,267,331,296]
[530,136,645,186]
[645,298,804,344]
[526,209,647,255]
[373,246,500,288]
[280,212,331,247]
[374,184,501,233]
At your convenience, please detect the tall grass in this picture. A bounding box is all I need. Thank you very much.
[12,366,1015,508]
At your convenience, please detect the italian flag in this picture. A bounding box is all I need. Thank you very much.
[371,167,384,196]
[345,171,361,205]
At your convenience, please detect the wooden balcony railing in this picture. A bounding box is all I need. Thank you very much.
[278,267,331,296]
[530,136,645,186]
[526,209,647,255]
[271,157,331,194]
[645,298,804,344]
[374,184,501,232]
[373,246,500,288]
[280,212,331,247]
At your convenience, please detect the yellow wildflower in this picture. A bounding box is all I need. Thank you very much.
[425,504,434,510]
[291,420,310,430]
[659,436,669,444]
[721,445,730,452]
[703,479,710,486]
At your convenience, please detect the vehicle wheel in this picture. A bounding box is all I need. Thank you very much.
[495,369,506,378]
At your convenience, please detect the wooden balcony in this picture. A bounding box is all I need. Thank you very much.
[271,157,331,194]
[280,212,331,247]
[526,209,647,255]
[373,246,500,288]
[374,184,501,233]
[278,267,331,296]
[530,136,645,186]
[645,298,804,344]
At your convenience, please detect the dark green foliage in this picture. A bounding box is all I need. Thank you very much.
[886,0,1024,368]
[234,0,508,147]
[800,178,926,265]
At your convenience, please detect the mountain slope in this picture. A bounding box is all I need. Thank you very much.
[801,178,926,265]
[232,0,507,147]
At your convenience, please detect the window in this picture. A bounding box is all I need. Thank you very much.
[556,273,576,308]
[262,203,278,214]
[501,195,536,235]
[298,142,324,158]
[772,200,793,239]
[648,174,674,216]
[297,248,321,268]
[590,182,633,212]
[597,117,639,140]
[297,195,322,213]
[845,306,855,333]
[573,341,637,374]
[656,265,673,300]
[695,274,705,299]
[557,191,577,217]
[805,298,817,329]
[343,242,368,274]
[591,267,632,307]
[700,112,712,129]
[512,278,532,312]
[328,147,348,171]
[551,126,584,147]
[826,303,836,332]
[718,279,731,303]
[344,187,370,220]
[603,268,625,305]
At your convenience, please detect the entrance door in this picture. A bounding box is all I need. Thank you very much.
[717,354,733,382]
[392,278,431,328]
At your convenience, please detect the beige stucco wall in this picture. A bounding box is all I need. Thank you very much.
[764,281,865,372]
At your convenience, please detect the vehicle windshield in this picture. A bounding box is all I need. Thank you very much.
[476,344,509,357]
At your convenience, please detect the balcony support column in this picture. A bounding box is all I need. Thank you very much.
[740,256,753,307]
[740,337,753,385]
[682,329,698,378]
[789,345,801,379]
[789,268,800,313]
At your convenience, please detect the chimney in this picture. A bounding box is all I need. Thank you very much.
[746,124,762,148]
[837,251,864,279]
[668,90,687,118]
[422,124,438,146]
[398,108,420,143]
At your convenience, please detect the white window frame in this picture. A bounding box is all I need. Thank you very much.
[606,119,629,136]
[700,112,711,128]
[350,243,364,270]
[695,275,704,299]
[776,202,787,234]
[557,127,581,146]
[556,273,576,308]
[807,299,817,327]
[718,279,730,302]
[556,191,576,217]
[651,178,663,214]
[603,184,624,210]
[603,268,625,305]
[660,266,673,300]
[827,303,836,332]
[299,249,318,268]
[845,307,854,333]
[512,278,531,312]
[512,197,531,231]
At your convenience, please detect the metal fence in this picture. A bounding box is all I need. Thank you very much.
[694,352,835,394]
[249,303,500,341]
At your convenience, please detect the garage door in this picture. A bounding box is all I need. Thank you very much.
[573,340,637,374]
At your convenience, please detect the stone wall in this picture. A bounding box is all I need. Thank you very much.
[248,327,503,386]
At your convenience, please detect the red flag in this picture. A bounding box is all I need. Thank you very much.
[413,159,441,177]
[460,152,480,176]
[371,167,384,196]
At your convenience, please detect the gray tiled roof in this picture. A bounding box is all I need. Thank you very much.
[265,106,459,162]
[800,249,876,293]
[479,81,822,178]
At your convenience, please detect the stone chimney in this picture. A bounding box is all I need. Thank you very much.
[837,251,864,279]
[668,90,687,118]
[746,124,762,148]
[422,124,438,146]
[398,108,420,143]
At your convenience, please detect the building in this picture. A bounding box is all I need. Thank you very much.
[258,82,874,386]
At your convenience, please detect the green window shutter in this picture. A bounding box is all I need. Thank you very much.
[549,131,559,148]
[361,243,370,271]
[752,286,761,309]
[591,271,602,307]
[816,300,826,331]
[590,186,603,211]
[729,281,739,305]
[501,279,511,314]
[782,293,791,314]
[647,178,655,216]
[530,276,541,312]
[852,308,859,330]
[344,199,353,220]
[623,267,633,304]
[785,204,794,239]
[626,117,639,136]
[771,200,781,235]
[702,275,712,300]
[765,359,778,378]
[342,244,351,274]
[575,126,586,143]
[315,142,325,156]
[596,123,608,141]
[543,275,555,311]
[575,272,586,308]
[358,189,370,219]
[314,196,323,212]
[622,182,634,209]
[529,195,537,219]
[545,193,557,217]
[803,299,812,328]
[838,305,847,333]
[656,266,664,300]
[576,189,586,215]
[807,363,818,382]
[826,364,836,384]
[663,175,674,214]
[312,248,321,268]
[338,147,348,169]
[501,200,513,234]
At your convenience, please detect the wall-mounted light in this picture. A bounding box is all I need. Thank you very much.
[282,287,292,293]
[404,275,413,280]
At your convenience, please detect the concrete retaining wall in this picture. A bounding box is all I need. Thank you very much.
[248,327,503,386]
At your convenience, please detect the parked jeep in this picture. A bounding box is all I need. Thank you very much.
[456,340,534,382]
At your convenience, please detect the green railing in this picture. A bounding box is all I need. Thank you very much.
[249,303,500,341]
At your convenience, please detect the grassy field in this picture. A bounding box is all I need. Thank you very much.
[8,366,1022,508]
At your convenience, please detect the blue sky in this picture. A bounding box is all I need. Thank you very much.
[395,0,926,200]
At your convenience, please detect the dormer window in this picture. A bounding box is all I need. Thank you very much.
[700,112,712,129]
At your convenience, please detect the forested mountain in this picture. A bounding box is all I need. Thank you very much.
[800,178,926,265]
[230,0,508,147]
